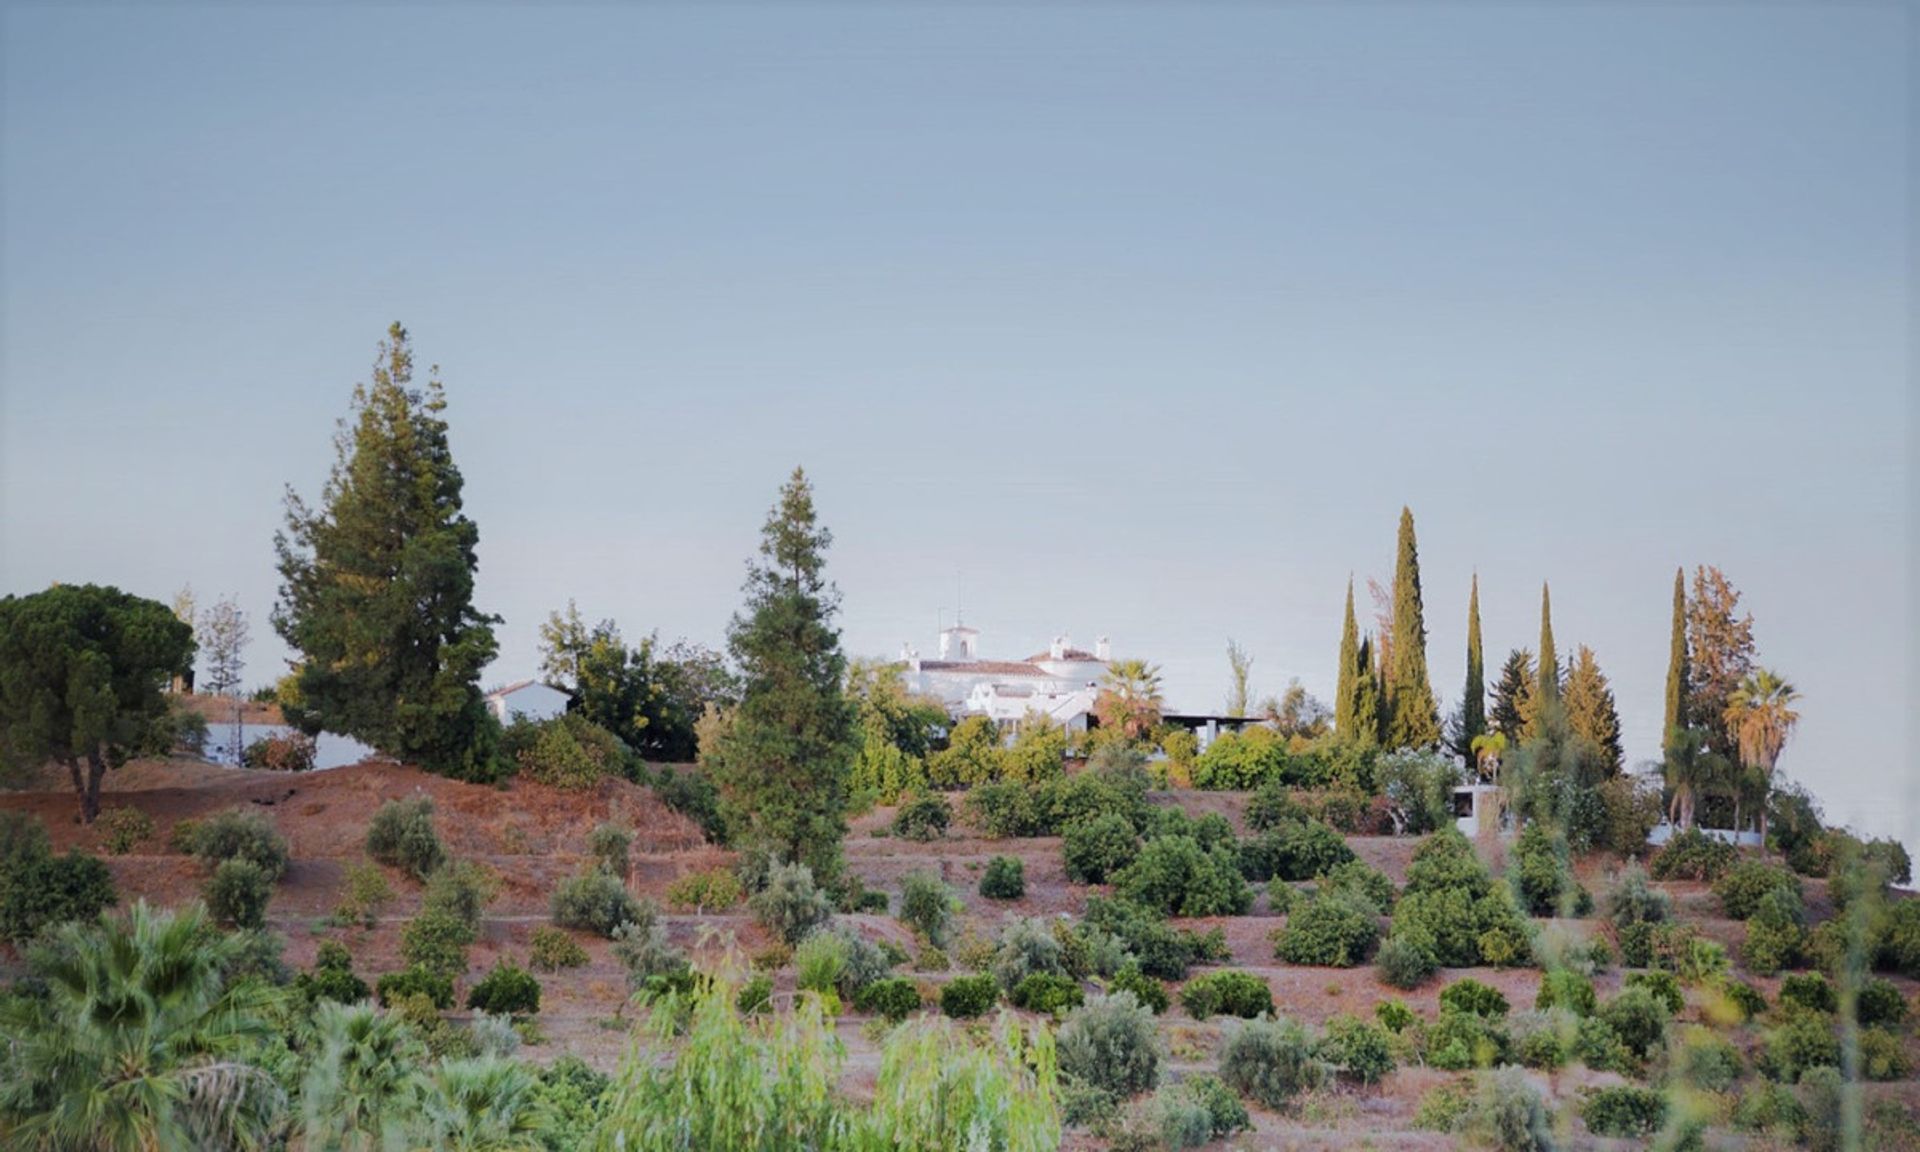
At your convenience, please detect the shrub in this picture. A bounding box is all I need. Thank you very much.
[1010,971,1084,1015]
[588,823,631,877]
[1062,813,1140,885]
[193,808,289,881]
[854,976,922,1021]
[963,781,1043,839]
[890,791,952,842]
[1110,962,1169,1014]
[795,930,849,994]
[1714,859,1802,920]
[735,974,773,1015]
[1650,827,1736,881]
[1597,985,1668,1060]
[749,861,834,946]
[0,845,116,945]
[1264,879,1297,915]
[1731,1081,1808,1137]
[611,913,688,990]
[1145,1088,1213,1150]
[1218,1016,1323,1110]
[1375,934,1437,989]
[1720,979,1768,1021]
[650,764,727,844]
[1742,886,1805,975]
[1534,969,1595,1016]
[329,858,394,928]
[1082,896,1198,980]
[1413,1081,1473,1133]
[1440,978,1510,1019]
[666,868,744,912]
[1510,823,1577,916]
[1058,993,1160,1096]
[205,857,274,929]
[990,917,1066,991]
[1426,1007,1508,1070]
[1273,889,1379,967]
[166,817,202,854]
[825,926,893,996]
[1573,1014,1630,1072]
[243,731,317,772]
[527,924,589,971]
[296,939,371,1005]
[1179,970,1272,1020]
[1672,1025,1743,1091]
[1860,1026,1910,1082]
[376,964,454,1009]
[1058,1080,1121,1134]
[1878,899,1920,978]
[1176,1075,1250,1139]
[1780,971,1836,1014]
[939,973,999,1019]
[897,871,957,949]
[979,856,1025,900]
[1321,859,1395,914]
[1246,781,1309,832]
[1623,969,1683,1013]
[1461,1067,1554,1152]
[551,869,641,938]
[1316,1013,1394,1083]
[1582,1084,1665,1139]
[1761,1007,1839,1082]
[1857,977,1908,1027]
[96,807,155,855]
[1393,830,1533,968]
[1375,998,1416,1032]
[1240,818,1357,883]
[366,796,445,880]
[1509,1009,1572,1070]
[516,713,623,788]
[467,960,542,1016]
[401,905,476,977]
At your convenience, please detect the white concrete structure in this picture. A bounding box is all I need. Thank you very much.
[900,625,1111,735]
[1452,783,1506,837]
[1647,823,1764,849]
[485,680,571,725]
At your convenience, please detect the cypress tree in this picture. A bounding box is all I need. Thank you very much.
[1536,583,1558,707]
[1353,636,1381,747]
[1384,507,1441,748]
[702,467,855,882]
[1459,573,1487,750]
[274,323,500,780]
[1662,567,1689,757]
[1333,580,1362,741]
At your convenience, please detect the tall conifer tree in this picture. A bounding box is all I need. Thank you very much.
[1354,636,1381,747]
[1384,507,1440,747]
[1333,580,1363,741]
[1663,567,1689,756]
[702,468,854,882]
[1459,574,1487,751]
[273,324,500,779]
[1536,583,1559,707]
[1489,648,1535,742]
[1563,644,1624,774]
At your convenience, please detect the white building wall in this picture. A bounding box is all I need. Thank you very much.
[487,682,570,725]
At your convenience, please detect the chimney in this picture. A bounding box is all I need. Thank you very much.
[1050,634,1067,661]
[1096,636,1110,661]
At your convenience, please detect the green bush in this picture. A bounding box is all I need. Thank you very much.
[1582,1084,1666,1138]
[192,808,289,881]
[1510,823,1577,917]
[1671,1024,1743,1091]
[612,911,688,990]
[1860,1026,1911,1082]
[665,868,744,912]
[1375,934,1437,989]
[528,925,589,971]
[1010,971,1084,1015]
[963,781,1043,839]
[1082,896,1199,980]
[1534,969,1595,1016]
[1175,1075,1250,1140]
[376,963,454,1009]
[854,976,922,1022]
[1780,971,1836,1014]
[1440,978,1510,1018]
[331,858,394,928]
[1392,829,1532,968]
[0,840,116,945]
[1461,1067,1554,1152]
[1731,1081,1808,1137]
[1110,962,1169,1014]
[1426,1007,1508,1070]
[166,817,202,855]
[1413,1082,1473,1133]
[1316,1013,1394,1083]
[1720,979,1768,1021]
[1624,969,1683,1013]
[295,939,371,1005]
[1114,835,1252,918]
[1375,998,1416,1032]
[650,764,727,844]
[515,713,626,788]
[1650,828,1736,881]
[1062,813,1141,885]
[1714,859,1802,920]
[205,857,274,929]
[735,974,773,1015]
[1274,889,1379,967]
[467,959,542,1016]
[979,855,1025,900]
[1218,1016,1323,1110]
[1179,970,1272,1020]
[1597,985,1668,1060]
[1145,1089,1213,1150]
[1191,726,1295,789]
[1509,1009,1572,1069]
[1741,886,1805,975]
[794,930,849,994]
[989,917,1065,991]
[1878,899,1920,978]
[939,973,999,1019]
[401,905,476,977]
[551,869,642,938]
[1857,977,1908,1027]
[898,871,957,949]
[1760,1007,1839,1082]
[366,796,445,880]
[891,791,952,842]
[1238,818,1356,883]
[1059,993,1161,1096]
[588,823,632,876]
[96,807,155,855]
[749,860,834,946]
[1572,1014,1630,1072]
[1245,781,1309,832]
[1321,859,1395,914]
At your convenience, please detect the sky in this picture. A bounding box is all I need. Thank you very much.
[2,5,1911,854]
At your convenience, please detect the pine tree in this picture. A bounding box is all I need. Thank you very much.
[1384,507,1440,748]
[1488,648,1535,743]
[1333,580,1361,741]
[702,468,854,882]
[273,324,500,779]
[1535,583,1558,708]
[1562,645,1623,774]
[1686,565,1754,760]
[1662,568,1689,758]
[1457,574,1487,756]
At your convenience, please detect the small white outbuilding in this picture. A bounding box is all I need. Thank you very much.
[484,680,571,725]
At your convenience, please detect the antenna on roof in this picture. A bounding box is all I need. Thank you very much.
[955,566,963,627]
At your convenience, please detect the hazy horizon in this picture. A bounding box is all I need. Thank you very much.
[2,6,1910,856]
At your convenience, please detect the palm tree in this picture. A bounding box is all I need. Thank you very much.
[1722,668,1800,840]
[302,1000,427,1152]
[1094,659,1165,743]
[418,1056,550,1151]
[0,901,284,1151]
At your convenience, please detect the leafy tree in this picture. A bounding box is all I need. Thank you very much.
[0,902,283,1149]
[1272,679,1331,741]
[1487,648,1535,745]
[1225,639,1253,718]
[701,468,854,881]
[1561,645,1623,774]
[1095,659,1165,743]
[273,323,500,779]
[1384,507,1440,748]
[170,585,199,693]
[1452,574,1487,761]
[1686,565,1755,760]
[0,584,195,822]
[1663,568,1689,758]
[1722,667,1799,839]
[196,595,250,697]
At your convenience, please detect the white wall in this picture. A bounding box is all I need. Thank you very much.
[488,682,570,724]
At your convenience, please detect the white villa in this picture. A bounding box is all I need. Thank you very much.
[900,625,1111,736]
[484,680,571,725]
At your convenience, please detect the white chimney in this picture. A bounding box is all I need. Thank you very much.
[1050,634,1067,661]
[1095,636,1110,661]
[938,630,952,659]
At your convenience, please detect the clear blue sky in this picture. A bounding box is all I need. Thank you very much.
[2,5,1910,853]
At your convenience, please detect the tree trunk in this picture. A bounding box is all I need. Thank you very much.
[81,748,106,824]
